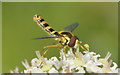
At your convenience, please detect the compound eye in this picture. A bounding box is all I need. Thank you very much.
[36,15,39,18]
[33,14,39,22]
[33,14,42,22]
[36,14,41,18]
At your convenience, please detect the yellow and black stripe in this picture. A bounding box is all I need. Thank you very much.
[33,14,60,37]
[33,14,82,49]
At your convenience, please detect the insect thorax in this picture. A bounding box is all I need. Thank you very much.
[56,31,79,48]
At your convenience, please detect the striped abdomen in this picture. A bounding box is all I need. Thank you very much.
[33,14,60,37]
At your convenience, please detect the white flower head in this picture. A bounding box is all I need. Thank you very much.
[11,46,118,73]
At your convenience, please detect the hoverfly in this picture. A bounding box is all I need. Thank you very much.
[33,14,88,54]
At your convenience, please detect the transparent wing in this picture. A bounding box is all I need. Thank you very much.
[33,36,60,39]
[63,22,79,32]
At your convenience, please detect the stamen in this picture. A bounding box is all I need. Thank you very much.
[35,51,42,59]
[105,52,111,60]
[21,59,30,69]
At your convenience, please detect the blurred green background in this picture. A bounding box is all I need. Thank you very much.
[2,2,118,73]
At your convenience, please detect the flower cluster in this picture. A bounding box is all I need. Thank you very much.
[10,45,118,73]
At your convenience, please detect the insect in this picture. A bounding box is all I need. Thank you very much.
[33,14,88,54]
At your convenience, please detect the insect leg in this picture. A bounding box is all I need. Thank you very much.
[72,48,76,55]
[42,49,49,57]
[43,43,63,49]
[79,44,87,51]
[63,46,67,55]
[79,41,88,51]
[42,43,62,56]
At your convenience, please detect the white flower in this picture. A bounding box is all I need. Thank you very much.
[48,67,58,73]
[99,52,111,65]
[41,61,52,72]
[24,67,43,73]
[75,66,85,73]
[31,58,40,67]
[83,51,102,66]
[84,60,103,73]
[21,59,30,69]
[110,62,118,72]
[11,45,118,73]
[74,57,84,67]
[10,67,19,73]
[49,57,60,69]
